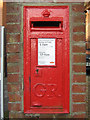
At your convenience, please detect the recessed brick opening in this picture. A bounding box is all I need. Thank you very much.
[6,2,86,118]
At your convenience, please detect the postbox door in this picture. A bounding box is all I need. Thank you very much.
[30,38,64,111]
[24,6,69,113]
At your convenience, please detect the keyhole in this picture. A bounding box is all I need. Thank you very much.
[36,69,39,74]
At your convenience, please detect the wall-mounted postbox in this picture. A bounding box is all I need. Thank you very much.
[24,6,69,114]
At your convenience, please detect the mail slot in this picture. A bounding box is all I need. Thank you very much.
[30,17,63,31]
[24,6,69,114]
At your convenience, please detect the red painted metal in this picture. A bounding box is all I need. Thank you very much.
[24,6,69,114]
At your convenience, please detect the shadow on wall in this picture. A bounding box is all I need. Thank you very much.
[4,77,9,118]
[4,28,9,118]
[86,36,90,75]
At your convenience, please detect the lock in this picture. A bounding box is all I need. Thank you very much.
[34,69,42,77]
[36,69,39,74]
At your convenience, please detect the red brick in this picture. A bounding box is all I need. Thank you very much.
[6,24,20,33]
[6,15,20,23]
[73,15,85,23]
[73,65,86,72]
[72,104,86,112]
[9,112,33,119]
[7,34,20,43]
[73,34,85,42]
[73,74,86,83]
[7,74,19,82]
[7,64,19,73]
[6,44,20,53]
[73,54,86,63]
[9,112,24,118]
[73,45,85,53]
[73,25,85,32]
[86,42,90,49]
[6,3,20,13]
[72,4,85,12]
[7,54,19,63]
[8,93,21,102]
[72,113,86,118]
[72,94,86,102]
[8,84,20,92]
[8,103,21,111]
[72,85,86,93]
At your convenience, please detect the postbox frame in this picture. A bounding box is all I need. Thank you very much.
[24,6,70,114]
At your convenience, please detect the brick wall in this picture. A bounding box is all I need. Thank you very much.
[6,2,86,118]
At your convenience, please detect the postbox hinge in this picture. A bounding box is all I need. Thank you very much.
[29,76,31,84]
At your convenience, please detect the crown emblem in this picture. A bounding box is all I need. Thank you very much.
[42,9,50,17]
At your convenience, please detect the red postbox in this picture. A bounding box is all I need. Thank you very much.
[24,6,69,113]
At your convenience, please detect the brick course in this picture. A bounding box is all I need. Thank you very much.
[72,113,86,118]
[72,94,86,102]
[6,44,20,53]
[6,15,20,23]
[9,112,24,118]
[73,34,85,42]
[6,4,20,13]
[7,54,19,63]
[7,64,19,73]
[73,15,85,23]
[72,104,86,112]
[8,84,21,92]
[6,24,20,33]
[7,34,20,43]
[73,74,86,83]
[73,25,85,32]
[7,74,19,83]
[72,45,86,53]
[8,93,21,102]
[8,103,21,111]
[72,84,86,93]
[73,54,86,63]
[73,65,86,72]
[72,4,85,12]
[6,2,86,118]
